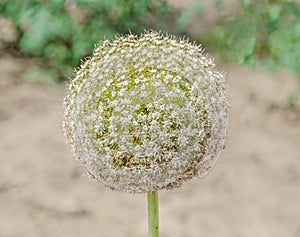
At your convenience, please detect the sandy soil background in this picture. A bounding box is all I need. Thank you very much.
[1,1,300,237]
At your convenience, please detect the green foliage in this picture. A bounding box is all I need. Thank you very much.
[175,2,203,33]
[0,0,169,82]
[201,0,300,73]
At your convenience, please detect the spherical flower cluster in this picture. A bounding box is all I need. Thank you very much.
[63,31,228,193]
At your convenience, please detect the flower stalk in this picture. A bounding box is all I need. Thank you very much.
[63,30,228,237]
[147,191,159,237]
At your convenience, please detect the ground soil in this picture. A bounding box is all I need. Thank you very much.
[1,1,300,237]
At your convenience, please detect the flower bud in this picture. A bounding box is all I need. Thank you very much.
[63,31,228,193]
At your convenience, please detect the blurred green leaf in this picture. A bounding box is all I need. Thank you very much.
[269,20,300,71]
[287,2,300,19]
[214,0,223,6]
[175,3,203,33]
[44,43,70,64]
[268,4,281,22]
[241,0,250,8]
[19,7,51,54]
[51,14,74,39]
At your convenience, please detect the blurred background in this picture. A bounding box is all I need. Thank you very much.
[0,0,300,236]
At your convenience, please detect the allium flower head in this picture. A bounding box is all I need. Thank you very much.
[63,31,228,193]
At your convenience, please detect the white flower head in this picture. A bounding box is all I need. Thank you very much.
[63,31,229,193]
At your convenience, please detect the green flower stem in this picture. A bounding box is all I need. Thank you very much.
[147,191,159,237]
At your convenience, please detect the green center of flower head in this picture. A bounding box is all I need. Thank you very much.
[95,66,205,169]
[63,32,228,193]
